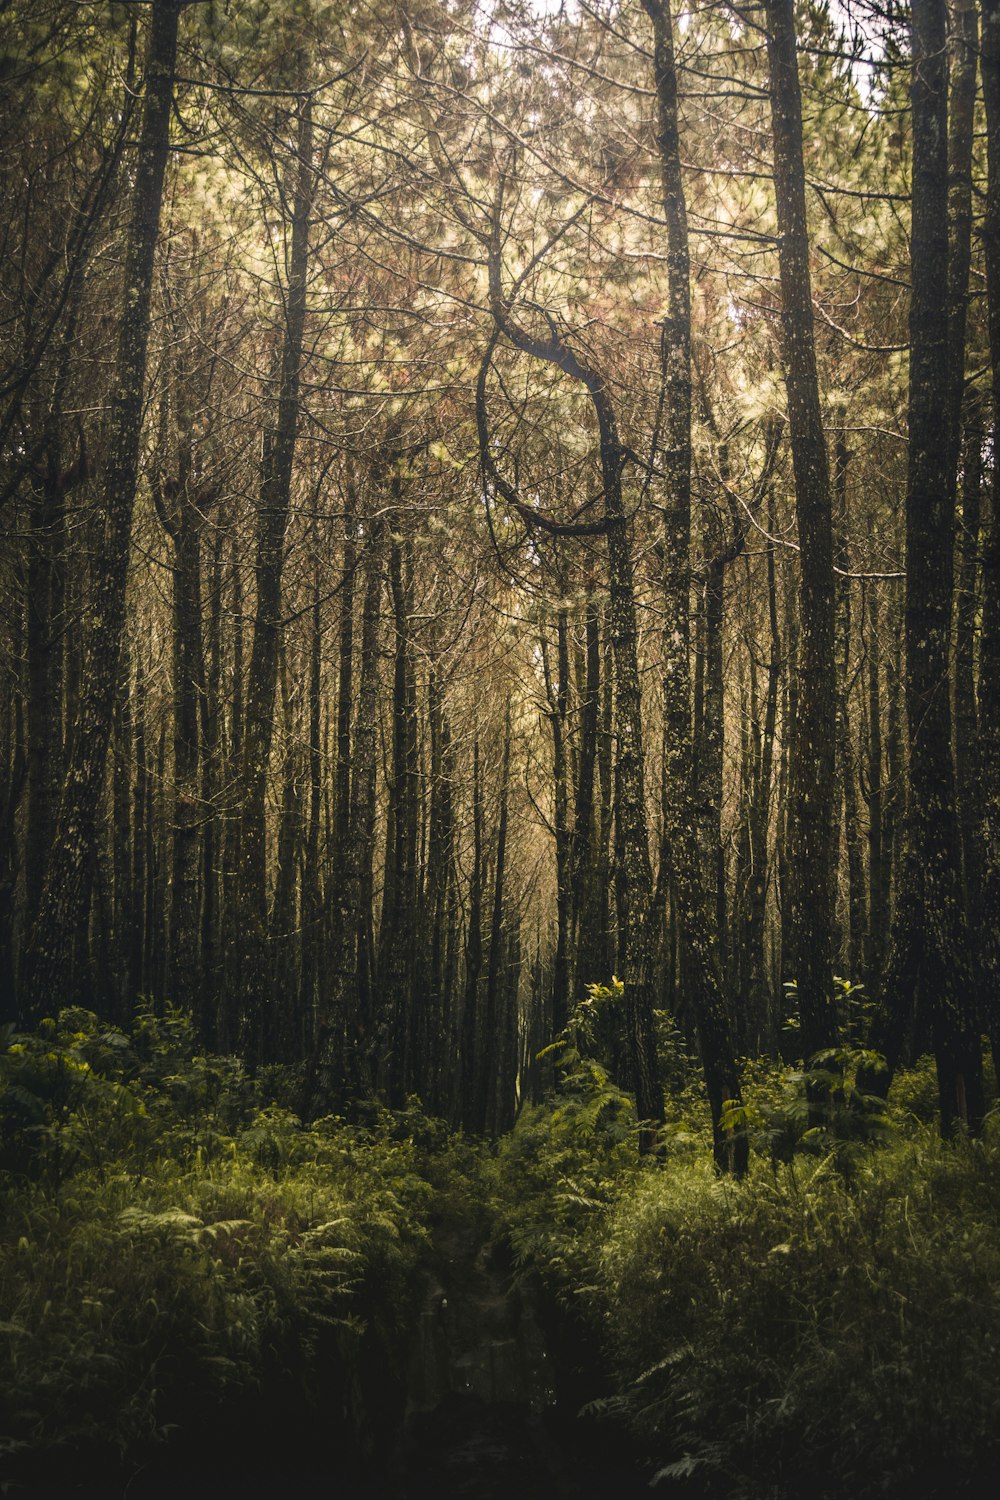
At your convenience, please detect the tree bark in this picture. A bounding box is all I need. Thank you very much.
[763,0,838,1058]
[882,0,983,1131]
[306,518,384,1113]
[21,0,182,1019]
[977,0,1000,1082]
[234,98,314,1063]
[643,0,746,1170]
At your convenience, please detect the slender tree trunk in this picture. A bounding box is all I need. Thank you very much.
[306,519,384,1112]
[130,652,147,1004]
[110,668,132,1023]
[571,597,602,994]
[544,613,572,1036]
[864,581,887,988]
[235,99,314,1063]
[764,0,838,1058]
[643,0,746,1169]
[977,0,1000,1079]
[200,526,224,1045]
[955,398,983,927]
[834,424,866,983]
[879,0,983,1131]
[299,557,326,1055]
[271,653,302,1058]
[424,660,455,1115]
[25,400,79,922]
[746,527,780,1052]
[478,708,510,1136]
[167,494,205,1017]
[20,0,182,1018]
[376,529,419,1104]
[216,547,244,1051]
[0,613,26,1023]
[461,736,485,1130]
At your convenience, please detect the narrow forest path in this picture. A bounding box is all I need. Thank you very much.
[397,1199,650,1500]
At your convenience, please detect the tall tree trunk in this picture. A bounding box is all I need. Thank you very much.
[834,423,866,983]
[299,556,326,1056]
[955,399,983,927]
[130,652,148,1005]
[20,0,181,1018]
[879,0,983,1130]
[764,0,838,1058]
[376,528,419,1104]
[864,580,887,989]
[306,519,384,1112]
[461,736,485,1130]
[478,708,510,1136]
[544,611,572,1036]
[571,597,602,994]
[423,659,456,1115]
[977,0,1000,1081]
[643,0,746,1170]
[234,99,314,1063]
[744,525,780,1053]
[24,380,83,922]
[216,546,244,1051]
[200,526,224,1045]
[152,438,209,1021]
[948,0,982,944]
[0,612,26,1023]
[110,665,132,1023]
[271,651,302,1058]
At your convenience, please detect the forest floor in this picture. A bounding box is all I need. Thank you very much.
[7,1194,651,1500]
[9,1016,1000,1499]
[397,1192,650,1500]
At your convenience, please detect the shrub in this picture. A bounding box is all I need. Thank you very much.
[591,1134,1000,1496]
[0,1012,434,1482]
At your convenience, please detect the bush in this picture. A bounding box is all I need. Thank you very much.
[487,1022,1000,1497]
[0,1010,433,1482]
[587,1134,1000,1495]
[492,1026,640,1291]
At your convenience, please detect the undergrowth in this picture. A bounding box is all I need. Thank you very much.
[5,999,1000,1499]
[489,994,1000,1498]
[0,1006,434,1484]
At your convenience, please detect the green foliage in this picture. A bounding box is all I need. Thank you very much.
[492,1001,640,1291]
[7,1009,1000,1496]
[781,975,874,1051]
[0,1010,433,1479]
[753,1046,894,1174]
[591,1133,1000,1495]
[490,1066,1000,1497]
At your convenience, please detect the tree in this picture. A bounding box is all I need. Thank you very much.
[875,0,983,1130]
[20,0,183,1019]
[762,0,838,1058]
[641,0,747,1171]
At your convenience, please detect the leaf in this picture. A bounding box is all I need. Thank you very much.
[653,1454,711,1482]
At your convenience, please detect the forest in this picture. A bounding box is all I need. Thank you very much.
[1,0,1000,1493]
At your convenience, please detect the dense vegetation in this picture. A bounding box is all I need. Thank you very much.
[2,0,1000,1491]
[3,1005,1000,1495]
[1,1006,436,1487]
